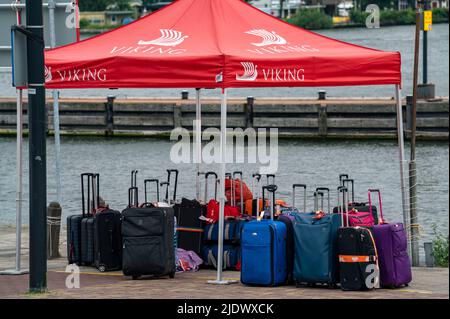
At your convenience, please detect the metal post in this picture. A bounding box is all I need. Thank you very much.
[409,4,421,266]
[395,85,411,259]
[195,88,202,201]
[48,0,62,204]
[208,89,236,285]
[26,0,47,292]
[423,0,429,84]
[0,1,28,277]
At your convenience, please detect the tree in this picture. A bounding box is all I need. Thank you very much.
[78,0,131,12]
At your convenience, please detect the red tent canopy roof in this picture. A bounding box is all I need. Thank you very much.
[44,0,401,89]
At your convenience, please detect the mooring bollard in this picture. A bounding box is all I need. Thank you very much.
[424,242,435,267]
[245,96,254,128]
[105,95,115,136]
[181,90,189,100]
[318,90,327,100]
[47,202,62,259]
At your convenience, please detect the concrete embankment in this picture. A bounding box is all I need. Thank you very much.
[0,97,448,140]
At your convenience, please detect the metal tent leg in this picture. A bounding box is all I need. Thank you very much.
[195,88,202,200]
[395,85,411,257]
[0,89,28,276]
[208,89,236,285]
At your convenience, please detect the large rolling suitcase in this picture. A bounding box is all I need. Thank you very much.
[80,173,98,266]
[241,185,287,286]
[337,187,379,291]
[293,187,341,287]
[67,173,94,265]
[121,188,176,279]
[370,189,412,288]
[90,174,122,272]
[175,198,204,255]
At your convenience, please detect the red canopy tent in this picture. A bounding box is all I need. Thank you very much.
[44,0,408,284]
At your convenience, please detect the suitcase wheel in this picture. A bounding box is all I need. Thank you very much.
[132,275,140,280]
[98,265,106,273]
[169,272,175,279]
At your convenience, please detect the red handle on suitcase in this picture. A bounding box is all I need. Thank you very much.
[368,189,384,224]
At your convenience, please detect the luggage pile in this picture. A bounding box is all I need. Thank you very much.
[67,169,412,291]
[240,173,413,291]
[67,170,177,279]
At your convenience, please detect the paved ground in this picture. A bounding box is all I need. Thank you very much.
[1,227,448,299]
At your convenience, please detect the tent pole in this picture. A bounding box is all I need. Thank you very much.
[49,0,62,204]
[195,88,202,200]
[395,85,411,257]
[208,89,236,285]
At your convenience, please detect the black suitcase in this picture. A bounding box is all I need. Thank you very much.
[67,173,93,265]
[121,201,175,279]
[174,198,204,255]
[94,209,122,272]
[337,188,378,291]
[80,173,98,266]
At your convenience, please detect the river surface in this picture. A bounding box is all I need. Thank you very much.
[0,24,449,98]
[0,137,448,248]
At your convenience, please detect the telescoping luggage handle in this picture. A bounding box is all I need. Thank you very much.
[128,186,139,208]
[342,178,355,203]
[315,187,330,213]
[266,174,275,185]
[204,172,218,202]
[252,174,262,214]
[166,169,179,203]
[131,170,138,188]
[338,186,350,227]
[368,189,384,224]
[81,173,92,217]
[339,174,349,185]
[292,184,307,213]
[262,184,277,220]
[144,179,160,203]
[160,182,170,203]
[233,171,244,214]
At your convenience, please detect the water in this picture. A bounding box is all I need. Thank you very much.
[0,24,449,98]
[0,137,448,246]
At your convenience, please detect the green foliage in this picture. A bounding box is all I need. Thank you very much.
[290,8,333,30]
[78,0,131,12]
[432,224,449,268]
[432,8,449,23]
[79,18,90,29]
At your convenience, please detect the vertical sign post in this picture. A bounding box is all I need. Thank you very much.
[26,0,47,292]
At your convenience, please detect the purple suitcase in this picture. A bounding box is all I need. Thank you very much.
[370,189,412,288]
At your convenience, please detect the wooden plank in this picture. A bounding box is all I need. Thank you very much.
[0,115,28,125]
[326,104,395,113]
[253,104,318,114]
[114,103,174,113]
[48,115,105,126]
[416,117,449,128]
[327,118,397,129]
[254,117,318,128]
[417,102,449,113]
[181,104,244,113]
[181,116,245,127]
[56,103,105,112]
[114,114,174,126]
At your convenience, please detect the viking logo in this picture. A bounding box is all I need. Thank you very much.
[45,66,52,83]
[138,29,188,47]
[245,29,287,47]
[236,62,258,81]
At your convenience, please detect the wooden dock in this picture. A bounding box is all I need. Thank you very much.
[0,97,448,140]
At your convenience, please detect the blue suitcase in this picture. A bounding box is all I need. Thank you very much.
[293,188,342,287]
[203,219,246,243]
[241,185,287,286]
[201,244,241,270]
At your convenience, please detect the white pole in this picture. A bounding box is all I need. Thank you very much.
[395,85,411,256]
[15,89,23,272]
[195,88,202,201]
[0,1,28,276]
[207,89,236,285]
[49,0,62,204]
